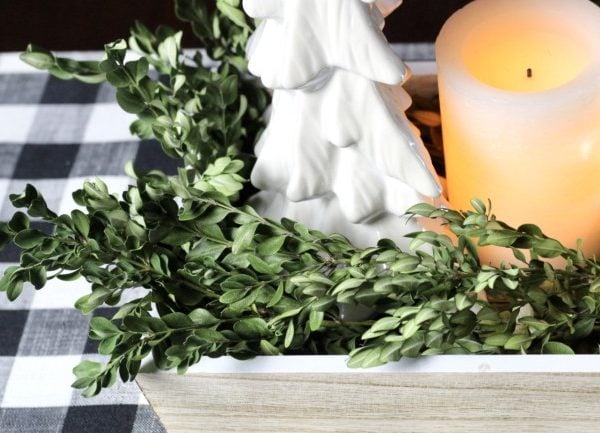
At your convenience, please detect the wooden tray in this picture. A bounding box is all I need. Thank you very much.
[137,355,600,433]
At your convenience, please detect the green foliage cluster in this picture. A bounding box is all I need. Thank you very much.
[2,0,599,396]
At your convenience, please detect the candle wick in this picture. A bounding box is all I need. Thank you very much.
[527,68,533,78]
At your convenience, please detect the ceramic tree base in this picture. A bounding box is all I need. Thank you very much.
[137,355,600,433]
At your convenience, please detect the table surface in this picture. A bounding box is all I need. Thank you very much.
[0,45,434,433]
[0,51,170,433]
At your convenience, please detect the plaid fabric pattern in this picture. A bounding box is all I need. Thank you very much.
[0,52,170,433]
[0,45,434,432]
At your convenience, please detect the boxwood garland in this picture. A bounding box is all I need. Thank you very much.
[1,0,598,397]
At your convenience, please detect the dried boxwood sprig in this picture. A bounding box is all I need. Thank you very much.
[2,0,599,396]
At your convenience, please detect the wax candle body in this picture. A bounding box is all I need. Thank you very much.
[436,0,600,261]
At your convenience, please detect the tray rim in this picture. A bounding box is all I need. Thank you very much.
[140,354,600,375]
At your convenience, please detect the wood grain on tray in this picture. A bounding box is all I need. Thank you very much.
[137,371,600,433]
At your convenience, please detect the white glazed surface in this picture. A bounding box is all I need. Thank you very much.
[251,73,440,221]
[244,0,408,89]
[244,0,442,248]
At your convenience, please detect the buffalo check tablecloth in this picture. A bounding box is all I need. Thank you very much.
[0,51,171,433]
[0,45,435,433]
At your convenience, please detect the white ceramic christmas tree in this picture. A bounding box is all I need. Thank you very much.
[244,0,442,248]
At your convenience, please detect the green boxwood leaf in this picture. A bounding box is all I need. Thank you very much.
[414,308,438,325]
[370,317,402,334]
[116,88,146,113]
[219,74,238,106]
[188,309,219,327]
[380,341,404,362]
[0,266,19,292]
[73,360,104,379]
[216,1,250,29]
[71,210,90,238]
[309,310,324,332]
[247,255,275,274]
[8,212,30,232]
[390,255,420,273]
[257,235,286,256]
[518,224,544,237]
[28,267,47,290]
[400,333,425,357]
[75,289,111,315]
[158,33,182,69]
[284,320,295,348]
[123,316,153,333]
[20,45,55,70]
[162,312,194,329]
[533,239,565,259]
[229,290,259,312]
[406,202,437,217]
[90,317,120,338]
[220,289,247,305]
[331,278,365,296]
[232,222,259,254]
[259,339,281,355]
[106,68,131,88]
[542,341,575,355]
[267,282,284,308]
[479,230,520,247]
[470,198,487,214]
[347,346,385,369]
[14,229,46,249]
[234,318,269,340]
[127,58,149,82]
[6,280,24,302]
[98,335,120,356]
[504,334,534,351]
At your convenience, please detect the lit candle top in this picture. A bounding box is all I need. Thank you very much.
[438,0,600,99]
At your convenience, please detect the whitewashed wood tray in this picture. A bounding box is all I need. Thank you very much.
[137,355,600,433]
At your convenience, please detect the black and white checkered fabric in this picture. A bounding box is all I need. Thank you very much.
[0,52,170,433]
[0,45,434,432]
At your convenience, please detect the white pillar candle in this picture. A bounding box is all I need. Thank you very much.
[436,0,600,261]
